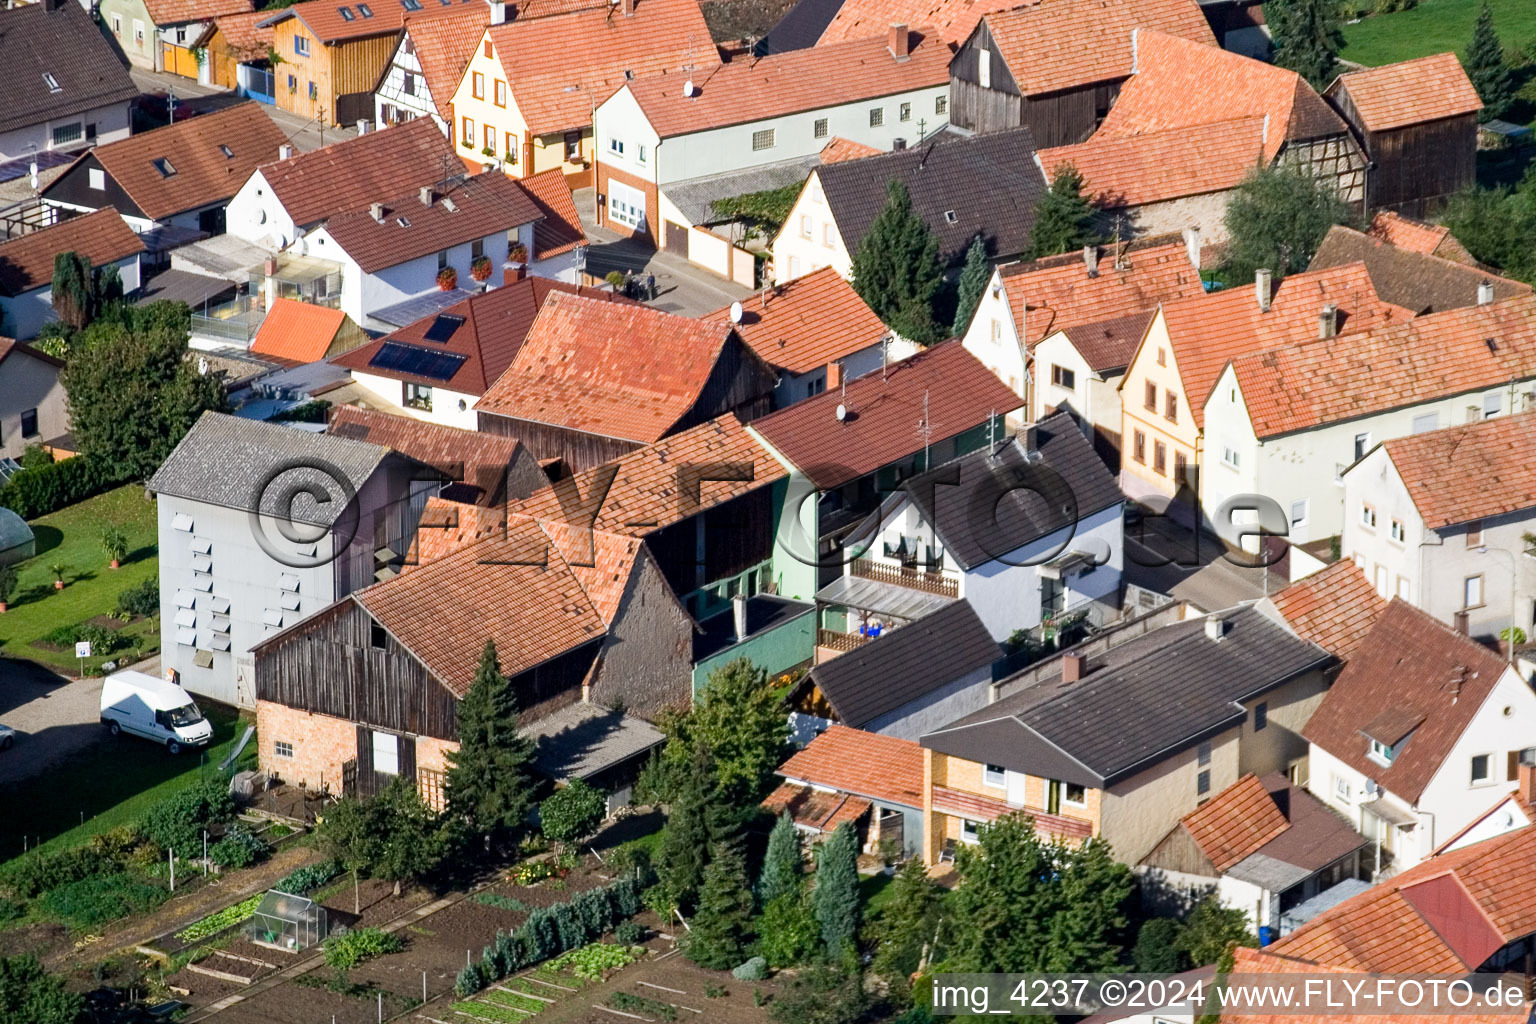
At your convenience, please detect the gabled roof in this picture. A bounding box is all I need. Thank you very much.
[1302,600,1510,804]
[475,291,750,444]
[353,517,606,694]
[260,0,482,44]
[1368,210,1478,266]
[707,267,888,375]
[622,30,948,138]
[201,8,274,60]
[751,340,1022,489]
[257,117,458,228]
[977,0,1213,97]
[142,0,252,27]
[997,238,1205,350]
[1327,52,1482,133]
[812,126,1046,266]
[328,404,534,507]
[55,103,285,223]
[484,0,717,136]
[1153,261,1410,430]
[774,724,925,808]
[1379,411,1536,530]
[332,277,631,395]
[900,412,1122,570]
[808,599,998,729]
[1227,292,1536,439]
[0,209,146,297]
[1179,773,1292,871]
[249,297,349,362]
[319,171,543,274]
[519,168,586,261]
[923,606,1333,788]
[147,411,396,527]
[1039,115,1267,208]
[401,5,489,121]
[816,0,1009,46]
[0,2,138,138]
[1266,559,1386,662]
[1058,312,1155,375]
[1308,224,1527,314]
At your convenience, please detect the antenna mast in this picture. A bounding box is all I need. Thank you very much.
[917,389,932,470]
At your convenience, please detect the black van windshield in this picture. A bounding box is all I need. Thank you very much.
[168,703,204,728]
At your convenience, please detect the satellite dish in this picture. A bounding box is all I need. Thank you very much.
[835,403,847,422]
[729,300,743,324]
[682,80,695,97]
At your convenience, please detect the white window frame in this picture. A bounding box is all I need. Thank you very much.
[1465,574,1484,609]
[1360,502,1376,529]
[1368,738,1396,766]
[1412,411,1439,433]
[800,214,811,239]
[982,764,1006,789]
[1484,393,1502,418]
[294,33,310,56]
[1334,774,1351,804]
[1062,782,1087,807]
[372,731,400,775]
[88,168,105,190]
[274,740,295,758]
[1353,432,1371,462]
[1290,499,1308,529]
[1222,446,1239,469]
[1389,518,1405,543]
[978,47,991,89]
[1471,752,1493,786]
[960,818,982,844]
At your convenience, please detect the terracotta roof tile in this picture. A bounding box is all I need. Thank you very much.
[624,30,948,138]
[142,0,252,26]
[981,0,1214,96]
[998,238,1204,349]
[259,117,457,228]
[403,5,490,121]
[203,9,273,59]
[1156,261,1410,430]
[1308,224,1529,313]
[817,0,1010,46]
[761,782,872,832]
[1381,412,1536,530]
[475,291,748,443]
[486,0,717,136]
[750,340,1021,489]
[409,494,508,564]
[320,171,543,274]
[930,784,1095,840]
[328,404,530,506]
[0,209,145,297]
[775,725,924,808]
[1329,52,1482,132]
[262,0,481,44]
[706,267,888,375]
[1369,210,1479,266]
[249,298,348,362]
[1228,293,1536,439]
[1179,773,1291,871]
[1039,116,1267,207]
[1302,599,1509,804]
[819,136,880,163]
[1268,560,1386,662]
[1058,312,1154,374]
[519,168,586,261]
[333,277,632,395]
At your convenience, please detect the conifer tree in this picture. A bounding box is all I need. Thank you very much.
[871,858,945,1005]
[1027,165,1103,259]
[951,235,991,335]
[445,640,535,844]
[811,822,861,957]
[1264,0,1345,90]
[850,179,944,344]
[758,812,803,906]
[1465,1,1513,122]
[684,837,756,968]
[654,744,714,915]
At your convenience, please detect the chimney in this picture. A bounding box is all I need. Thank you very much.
[732,593,748,643]
[263,256,277,277]
[1182,225,1201,271]
[892,137,907,151]
[1083,244,1099,278]
[279,143,295,160]
[419,186,434,207]
[1450,665,1467,702]
[1478,280,1495,306]
[1061,652,1086,683]
[1204,613,1227,642]
[1520,748,1536,807]
[1021,423,1037,453]
[1255,268,1272,313]
[369,202,385,223]
[356,119,368,136]
[621,0,635,15]
[1317,304,1338,339]
[888,22,909,59]
[1453,609,1469,635]
[488,0,506,22]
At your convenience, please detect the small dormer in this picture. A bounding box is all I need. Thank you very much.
[1361,704,1423,768]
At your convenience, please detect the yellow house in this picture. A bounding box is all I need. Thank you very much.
[919,604,1334,866]
[447,0,714,186]
[1118,262,1405,516]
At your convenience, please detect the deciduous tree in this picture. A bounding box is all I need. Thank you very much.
[1176,893,1257,967]
[851,180,944,344]
[656,658,787,805]
[446,640,535,843]
[539,778,606,850]
[0,955,83,1024]
[1222,165,1356,282]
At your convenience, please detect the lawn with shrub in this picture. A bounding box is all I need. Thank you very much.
[1341,0,1536,67]
[0,484,159,674]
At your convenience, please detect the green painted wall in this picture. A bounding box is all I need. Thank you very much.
[691,606,815,694]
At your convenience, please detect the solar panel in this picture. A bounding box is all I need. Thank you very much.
[369,342,467,381]
[422,314,465,343]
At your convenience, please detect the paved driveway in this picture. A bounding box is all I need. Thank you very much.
[0,661,105,786]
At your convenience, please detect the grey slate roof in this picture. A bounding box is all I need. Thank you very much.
[903,412,1124,570]
[526,703,665,782]
[664,155,821,228]
[815,126,1046,266]
[809,599,1000,728]
[921,606,1334,787]
[0,2,138,137]
[148,411,395,527]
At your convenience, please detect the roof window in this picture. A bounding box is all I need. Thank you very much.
[218,144,233,158]
[153,157,176,178]
[338,5,354,18]
[43,72,61,93]
[943,210,958,224]
[357,3,373,15]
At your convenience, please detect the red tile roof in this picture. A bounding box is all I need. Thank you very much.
[409,494,509,565]
[775,724,924,808]
[981,0,1214,96]
[1369,210,1479,266]
[249,298,348,362]
[202,8,273,59]
[1328,52,1482,133]
[1380,412,1536,530]
[404,5,490,121]
[475,291,748,443]
[761,782,872,833]
[817,0,1011,46]
[1268,560,1387,662]
[623,30,949,138]
[1180,773,1290,871]
[519,168,586,261]
[0,209,145,298]
[819,137,880,163]
[1040,116,1267,207]
[1058,312,1155,375]
[1302,599,1510,804]
[259,117,457,228]
[930,784,1095,840]
[328,404,529,507]
[1154,261,1410,430]
[750,340,1021,489]
[1228,292,1536,439]
[319,171,543,274]
[262,0,481,44]
[707,267,888,375]
[333,277,631,395]
[143,0,252,27]
[485,0,717,136]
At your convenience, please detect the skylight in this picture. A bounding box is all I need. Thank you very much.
[43,73,61,93]
[338,5,354,18]
[357,2,373,15]
[218,144,233,158]
[396,215,411,228]
[153,158,176,178]
[943,210,958,224]
[401,0,422,9]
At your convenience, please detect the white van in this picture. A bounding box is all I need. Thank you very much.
[100,670,213,754]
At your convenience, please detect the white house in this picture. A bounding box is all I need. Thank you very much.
[1201,292,1536,547]
[1302,598,1536,875]
[1341,411,1536,641]
[0,209,145,340]
[373,7,486,131]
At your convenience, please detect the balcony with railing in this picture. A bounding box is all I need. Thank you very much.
[190,295,265,344]
[850,556,959,598]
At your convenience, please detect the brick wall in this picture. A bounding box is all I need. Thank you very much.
[594,159,658,245]
[257,700,357,795]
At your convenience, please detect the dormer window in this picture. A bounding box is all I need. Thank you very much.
[153,158,176,177]
[1368,738,1398,766]
[43,72,61,93]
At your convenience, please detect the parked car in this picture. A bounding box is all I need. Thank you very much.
[100,670,212,755]
[0,723,13,751]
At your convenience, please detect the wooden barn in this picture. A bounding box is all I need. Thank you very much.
[947,0,1215,146]
[1325,53,1483,216]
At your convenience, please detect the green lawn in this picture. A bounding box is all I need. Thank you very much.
[0,704,248,866]
[0,484,160,675]
[1341,0,1536,67]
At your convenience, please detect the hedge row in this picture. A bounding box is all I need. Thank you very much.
[0,455,132,519]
